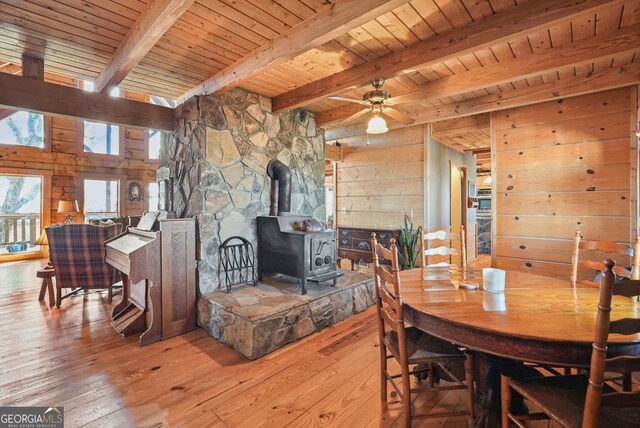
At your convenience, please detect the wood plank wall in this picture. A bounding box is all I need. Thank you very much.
[492,86,638,280]
[0,75,158,226]
[334,126,424,228]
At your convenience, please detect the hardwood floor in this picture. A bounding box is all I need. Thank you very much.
[0,259,470,427]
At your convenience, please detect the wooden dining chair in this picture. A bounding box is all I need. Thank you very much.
[371,233,475,427]
[570,231,640,288]
[418,225,467,278]
[501,259,640,428]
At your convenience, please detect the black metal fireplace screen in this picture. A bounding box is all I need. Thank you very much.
[218,236,258,292]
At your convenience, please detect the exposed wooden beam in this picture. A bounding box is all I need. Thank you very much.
[325,62,640,140]
[322,22,640,128]
[178,0,411,103]
[94,0,194,94]
[273,0,625,112]
[21,55,44,80]
[0,109,17,121]
[326,144,343,162]
[416,23,640,100]
[0,55,43,121]
[0,73,174,131]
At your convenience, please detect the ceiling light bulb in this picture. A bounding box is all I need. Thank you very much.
[366,112,388,134]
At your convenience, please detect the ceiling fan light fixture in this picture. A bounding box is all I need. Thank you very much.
[366,111,388,134]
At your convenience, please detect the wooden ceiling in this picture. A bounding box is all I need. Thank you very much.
[0,0,639,152]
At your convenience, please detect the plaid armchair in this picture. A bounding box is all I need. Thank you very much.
[46,223,123,307]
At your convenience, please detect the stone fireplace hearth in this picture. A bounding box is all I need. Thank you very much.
[198,270,374,359]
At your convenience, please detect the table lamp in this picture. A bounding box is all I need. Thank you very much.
[35,229,52,267]
[58,199,79,224]
[35,229,48,247]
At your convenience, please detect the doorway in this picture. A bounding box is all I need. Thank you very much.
[450,163,467,265]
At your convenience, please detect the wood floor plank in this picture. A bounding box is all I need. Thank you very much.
[0,258,478,427]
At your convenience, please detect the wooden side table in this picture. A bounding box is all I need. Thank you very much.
[37,267,55,308]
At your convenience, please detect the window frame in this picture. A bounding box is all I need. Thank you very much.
[81,120,125,160]
[0,110,52,152]
[147,181,160,212]
[0,166,52,262]
[145,128,162,162]
[78,172,127,222]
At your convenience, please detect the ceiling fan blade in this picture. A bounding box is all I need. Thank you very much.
[382,107,415,125]
[386,91,424,106]
[340,108,370,124]
[328,96,365,104]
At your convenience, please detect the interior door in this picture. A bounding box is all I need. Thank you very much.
[450,164,466,265]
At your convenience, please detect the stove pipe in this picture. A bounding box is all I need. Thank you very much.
[267,160,292,216]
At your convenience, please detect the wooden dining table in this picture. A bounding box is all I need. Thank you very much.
[398,266,640,427]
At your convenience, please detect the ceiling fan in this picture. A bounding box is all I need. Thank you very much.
[329,78,416,133]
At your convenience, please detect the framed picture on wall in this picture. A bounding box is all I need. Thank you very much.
[468,182,476,198]
[128,181,142,204]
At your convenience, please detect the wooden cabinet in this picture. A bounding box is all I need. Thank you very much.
[337,227,400,269]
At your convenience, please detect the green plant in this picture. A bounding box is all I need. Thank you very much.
[398,212,419,269]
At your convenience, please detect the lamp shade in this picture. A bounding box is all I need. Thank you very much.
[57,199,79,214]
[35,229,48,246]
[366,112,388,134]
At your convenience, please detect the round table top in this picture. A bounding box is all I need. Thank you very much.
[400,267,640,366]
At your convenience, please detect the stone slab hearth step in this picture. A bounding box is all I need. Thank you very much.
[197,269,375,359]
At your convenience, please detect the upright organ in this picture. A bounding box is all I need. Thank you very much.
[105,218,196,346]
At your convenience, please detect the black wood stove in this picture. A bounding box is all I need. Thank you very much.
[257,160,342,294]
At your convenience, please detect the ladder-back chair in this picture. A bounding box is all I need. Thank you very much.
[570,231,640,288]
[371,233,474,427]
[501,260,640,428]
[418,225,467,279]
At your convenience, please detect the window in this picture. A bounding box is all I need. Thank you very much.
[84,179,118,222]
[148,130,161,159]
[148,97,173,160]
[0,175,42,253]
[84,121,120,155]
[83,81,120,155]
[0,111,44,148]
[148,182,159,211]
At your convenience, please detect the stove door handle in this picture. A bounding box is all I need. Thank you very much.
[315,240,330,255]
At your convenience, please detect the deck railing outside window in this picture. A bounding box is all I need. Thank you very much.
[0,213,40,248]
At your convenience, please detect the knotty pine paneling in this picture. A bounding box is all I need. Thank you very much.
[494,112,630,152]
[496,236,631,266]
[493,86,637,280]
[335,126,424,229]
[496,164,630,193]
[0,113,158,227]
[496,215,630,242]
[495,138,629,171]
